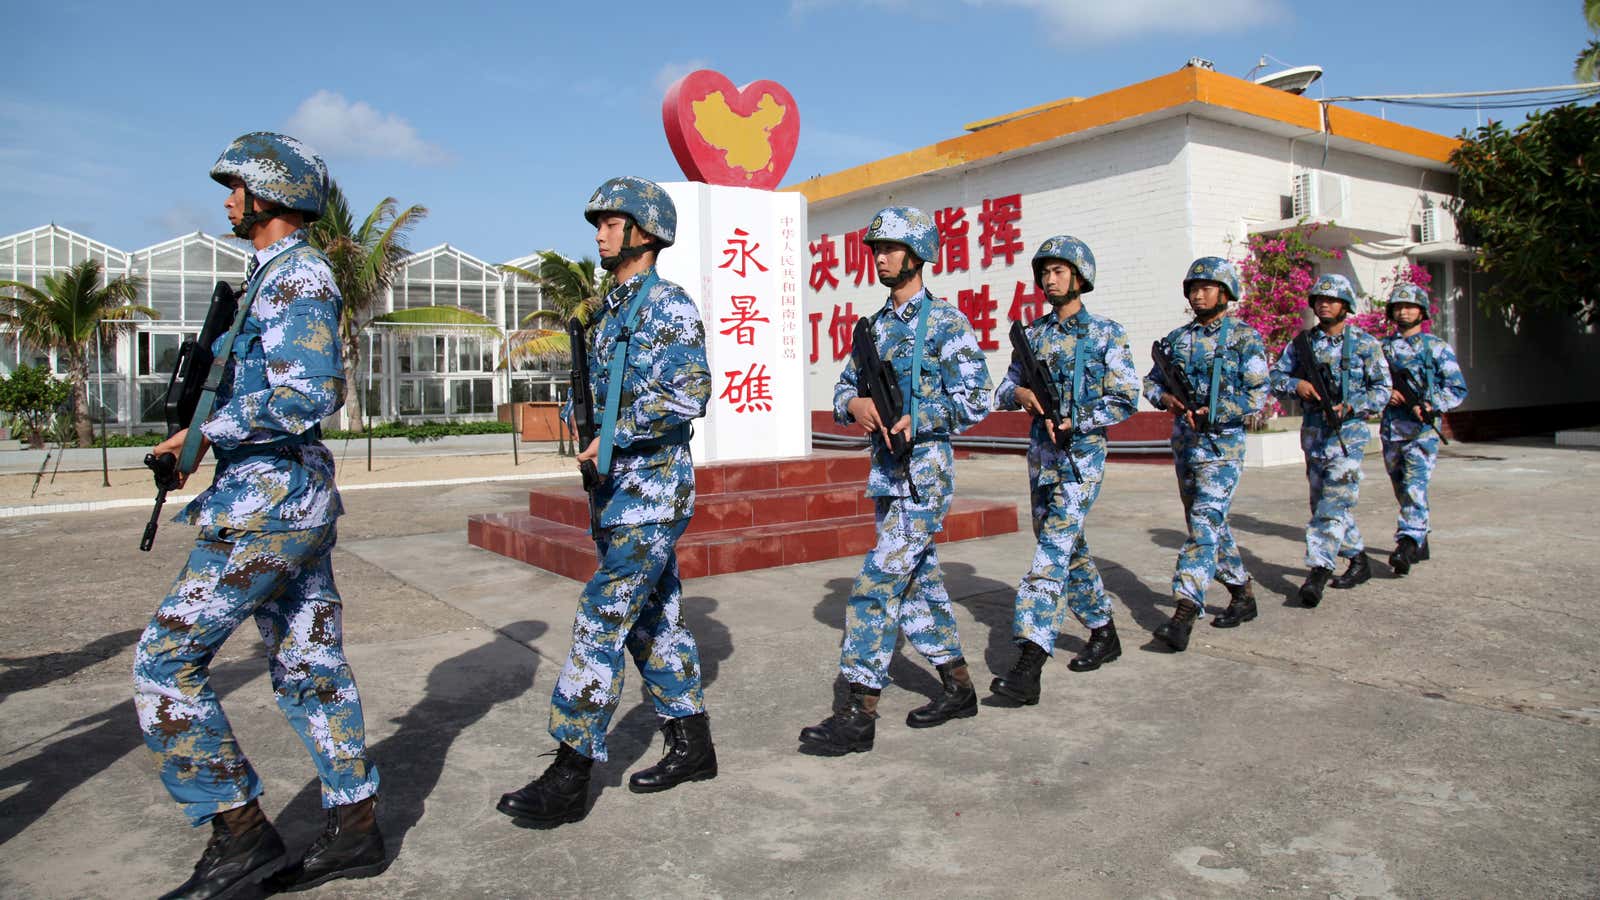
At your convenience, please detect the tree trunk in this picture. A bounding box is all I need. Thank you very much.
[341,333,365,432]
[70,358,94,448]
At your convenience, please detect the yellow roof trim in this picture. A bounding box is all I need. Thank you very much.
[785,68,1459,204]
[963,96,1084,132]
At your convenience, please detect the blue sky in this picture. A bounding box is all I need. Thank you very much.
[5,0,1591,263]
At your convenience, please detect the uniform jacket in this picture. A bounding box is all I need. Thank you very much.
[996,305,1139,485]
[181,231,343,531]
[1380,332,1467,442]
[1270,323,1391,455]
[1143,315,1269,463]
[833,289,991,524]
[571,268,710,528]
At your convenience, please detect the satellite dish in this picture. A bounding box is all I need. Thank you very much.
[1255,65,1323,95]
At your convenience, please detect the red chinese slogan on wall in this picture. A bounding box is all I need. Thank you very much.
[806,193,1038,360]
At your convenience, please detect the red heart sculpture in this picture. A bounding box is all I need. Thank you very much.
[662,69,800,191]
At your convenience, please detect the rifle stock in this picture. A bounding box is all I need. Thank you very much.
[567,316,602,531]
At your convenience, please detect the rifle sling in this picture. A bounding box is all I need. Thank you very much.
[177,246,298,474]
[596,270,659,477]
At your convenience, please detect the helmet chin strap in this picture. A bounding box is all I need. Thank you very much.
[231,191,287,241]
[600,219,654,272]
[878,256,919,289]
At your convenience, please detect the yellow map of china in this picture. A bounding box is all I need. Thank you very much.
[690,91,787,174]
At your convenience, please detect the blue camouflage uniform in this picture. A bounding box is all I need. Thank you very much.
[1381,331,1466,544]
[833,287,992,689]
[1144,315,1269,613]
[996,307,1139,650]
[133,231,380,826]
[552,267,711,760]
[1270,324,1391,569]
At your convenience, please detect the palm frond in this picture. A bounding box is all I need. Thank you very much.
[505,328,572,366]
[370,305,499,335]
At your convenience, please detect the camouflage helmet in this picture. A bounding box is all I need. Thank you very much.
[1385,283,1431,321]
[863,206,939,265]
[1183,256,1241,303]
[1308,273,1357,309]
[209,132,329,221]
[1032,235,1096,293]
[583,176,676,247]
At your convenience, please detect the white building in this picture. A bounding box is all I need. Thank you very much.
[0,225,563,433]
[791,65,1600,440]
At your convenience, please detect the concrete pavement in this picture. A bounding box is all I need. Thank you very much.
[0,439,1595,898]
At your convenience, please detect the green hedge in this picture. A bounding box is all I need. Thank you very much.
[89,420,514,448]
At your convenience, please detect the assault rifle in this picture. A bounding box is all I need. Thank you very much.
[140,280,238,551]
[850,316,918,502]
[567,316,601,532]
[1391,366,1448,445]
[1150,338,1211,433]
[1010,320,1080,482]
[1290,329,1348,456]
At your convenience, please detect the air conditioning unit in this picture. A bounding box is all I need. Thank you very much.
[1419,206,1450,244]
[1292,170,1350,219]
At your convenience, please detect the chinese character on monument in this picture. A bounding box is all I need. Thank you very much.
[720,363,775,413]
[719,295,770,346]
[718,228,769,278]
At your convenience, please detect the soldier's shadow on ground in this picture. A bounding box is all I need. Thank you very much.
[0,652,259,847]
[1229,512,1310,545]
[1094,551,1176,654]
[0,628,142,697]
[587,596,731,799]
[271,620,547,860]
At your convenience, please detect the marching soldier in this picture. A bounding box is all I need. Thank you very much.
[134,132,386,898]
[990,236,1139,704]
[1144,257,1270,650]
[799,206,992,754]
[498,177,717,826]
[1270,274,1391,607]
[1380,284,1467,574]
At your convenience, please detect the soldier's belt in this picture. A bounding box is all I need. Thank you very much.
[214,425,324,462]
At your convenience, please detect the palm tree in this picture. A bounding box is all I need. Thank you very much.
[500,250,612,366]
[1578,0,1600,83]
[0,260,155,446]
[306,180,427,429]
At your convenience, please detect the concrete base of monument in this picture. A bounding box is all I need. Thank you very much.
[466,450,1020,581]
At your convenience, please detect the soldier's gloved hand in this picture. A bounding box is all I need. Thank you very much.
[1388,389,1405,407]
[1295,380,1322,402]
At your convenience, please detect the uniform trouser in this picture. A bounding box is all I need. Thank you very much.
[133,524,379,827]
[1304,442,1366,569]
[549,519,704,761]
[838,497,964,689]
[1171,456,1248,613]
[1383,431,1440,543]
[1013,479,1112,653]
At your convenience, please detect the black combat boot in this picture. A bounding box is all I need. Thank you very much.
[1212,580,1257,628]
[906,658,978,727]
[1154,598,1200,652]
[497,743,593,827]
[798,684,878,755]
[628,712,718,793]
[1299,567,1333,607]
[1416,537,1430,561]
[1068,621,1121,672]
[990,641,1049,705]
[269,795,387,892]
[159,799,287,900]
[1389,537,1417,576]
[1330,551,1372,589]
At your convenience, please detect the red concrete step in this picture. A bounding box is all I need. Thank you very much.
[529,482,875,535]
[467,498,1019,582]
[694,452,872,496]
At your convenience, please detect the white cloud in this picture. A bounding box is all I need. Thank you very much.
[967,0,1286,41]
[285,91,451,165]
[654,59,714,96]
